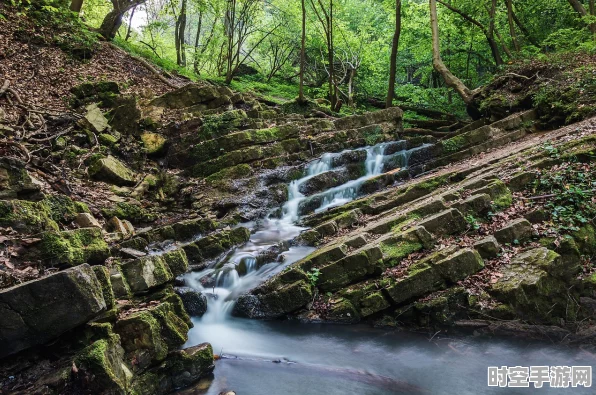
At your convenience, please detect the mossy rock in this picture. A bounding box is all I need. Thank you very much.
[41,227,110,267]
[115,310,169,369]
[74,333,131,393]
[0,157,41,200]
[44,194,90,223]
[0,199,59,232]
[141,132,168,156]
[92,265,115,309]
[88,155,137,186]
[162,249,189,277]
[70,81,120,108]
[102,202,156,224]
[119,255,174,294]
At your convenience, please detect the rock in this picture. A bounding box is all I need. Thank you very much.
[234,280,312,319]
[325,298,361,323]
[0,199,59,232]
[175,287,208,316]
[474,236,500,259]
[508,171,537,192]
[385,262,443,305]
[0,264,106,358]
[70,81,119,108]
[109,96,142,135]
[41,227,110,267]
[163,249,189,277]
[80,103,110,134]
[0,157,41,200]
[494,218,533,244]
[119,255,174,294]
[417,208,468,236]
[107,216,128,234]
[110,266,132,299]
[161,343,214,390]
[490,248,573,322]
[120,247,147,258]
[74,332,131,393]
[434,248,484,283]
[141,132,168,156]
[452,193,492,215]
[151,84,228,109]
[172,218,216,241]
[88,155,136,186]
[75,212,102,228]
[317,246,382,292]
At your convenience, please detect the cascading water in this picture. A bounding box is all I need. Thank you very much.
[183,141,428,328]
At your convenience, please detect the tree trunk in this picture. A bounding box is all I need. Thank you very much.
[177,0,187,67]
[70,0,84,12]
[568,0,596,34]
[505,0,520,51]
[100,0,145,40]
[429,0,472,104]
[125,5,136,41]
[486,0,504,65]
[511,5,538,46]
[299,0,306,103]
[386,0,402,108]
[436,0,502,66]
[328,0,337,110]
[193,12,203,74]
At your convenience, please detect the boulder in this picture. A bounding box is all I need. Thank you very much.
[234,280,312,319]
[0,264,106,358]
[151,84,228,109]
[434,248,484,283]
[494,218,533,244]
[89,155,136,186]
[119,255,174,294]
[75,212,102,228]
[141,132,168,155]
[0,157,41,200]
[80,103,110,133]
[418,208,468,236]
[452,193,492,216]
[163,249,189,277]
[474,236,500,259]
[41,227,110,267]
[175,287,208,316]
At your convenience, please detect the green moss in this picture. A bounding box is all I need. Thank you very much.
[574,224,596,255]
[75,333,128,393]
[150,302,189,348]
[493,190,513,210]
[101,202,155,224]
[92,266,115,309]
[0,199,59,232]
[41,227,109,267]
[380,240,423,267]
[442,135,467,153]
[162,249,189,277]
[364,126,384,146]
[228,227,251,245]
[44,195,90,223]
[99,133,119,146]
[141,132,167,155]
[205,164,253,189]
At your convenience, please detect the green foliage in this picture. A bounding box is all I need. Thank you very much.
[465,214,480,231]
[306,268,321,288]
[534,162,596,232]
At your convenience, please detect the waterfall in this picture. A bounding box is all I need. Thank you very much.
[184,140,424,324]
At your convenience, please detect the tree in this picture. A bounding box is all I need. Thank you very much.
[429,0,473,104]
[70,0,84,12]
[174,0,188,67]
[299,0,306,103]
[310,0,338,110]
[505,0,520,51]
[386,0,401,108]
[436,0,503,66]
[567,0,596,34]
[100,0,146,40]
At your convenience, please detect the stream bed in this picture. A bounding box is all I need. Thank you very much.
[179,142,595,394]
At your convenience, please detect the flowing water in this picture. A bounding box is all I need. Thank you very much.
[181,142,595,394]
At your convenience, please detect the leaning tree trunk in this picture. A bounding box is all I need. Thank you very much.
[100,0,146,40]
[386,0,402,108]
[70,0,84,12]
[505,0,520,51]
[299,0,306,103]
[429,0,472,104]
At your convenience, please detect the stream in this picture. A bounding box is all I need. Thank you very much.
[181,142,596,394]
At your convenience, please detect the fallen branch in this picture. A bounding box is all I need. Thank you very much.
[521,189,595,200]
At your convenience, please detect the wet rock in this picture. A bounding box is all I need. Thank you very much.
[0,264,106,358]
[172,218,216,241]
[75,212,102,228]
[317,246,382,292]
[88,155,137,186]
[175,287,208,316]
[41,227,109,267]
[325,298,361,323]
[417,208,467,236]
[494,218,533,244]
[331,149,368,167]
[339,281,391,317]
[313,221,339,237]
[234,279,312,319]
[159,343,214,390]
[298,169,351,196]
[163,248,189,277]
[474,236,500,259]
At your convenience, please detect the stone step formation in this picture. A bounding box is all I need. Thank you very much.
[1,80,595,394]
